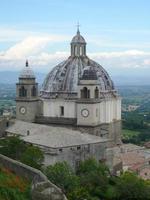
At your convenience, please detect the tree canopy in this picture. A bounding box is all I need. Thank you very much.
[0,136,44,169]
[45,158,150,200]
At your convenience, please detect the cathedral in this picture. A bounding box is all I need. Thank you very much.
[7,28,122,169]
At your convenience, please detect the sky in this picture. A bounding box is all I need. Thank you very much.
[0,0,150,80]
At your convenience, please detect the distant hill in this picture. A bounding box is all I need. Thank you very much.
[0,71,46,84]
[112,75,150,86]
[0,71,149,86]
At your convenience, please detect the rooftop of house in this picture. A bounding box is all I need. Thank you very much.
[113,143,145,155]
[120,152,145,167]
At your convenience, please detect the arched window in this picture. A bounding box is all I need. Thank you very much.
[19,86,27,97]
[32,86,36,96]
[95,87,99,98]
[81,87,90,98]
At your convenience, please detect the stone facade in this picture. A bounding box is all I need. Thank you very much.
[77,120,122,146]
[38,95,121,145]
[41,142,107,169]
[16,100,39,122]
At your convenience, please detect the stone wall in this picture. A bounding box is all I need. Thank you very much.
[43,142,107,169]
[0,154,67,200]
[0,117,8,137]
[36,115,77,125]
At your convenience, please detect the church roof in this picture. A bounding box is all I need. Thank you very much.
[41,30,115,97]
[6,120,109,148]
[19,60,35,79]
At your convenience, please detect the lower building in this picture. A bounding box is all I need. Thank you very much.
[6,120,113,169]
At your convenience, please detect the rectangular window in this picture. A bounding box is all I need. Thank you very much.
[60,106,64,116]
[77,146,81,150]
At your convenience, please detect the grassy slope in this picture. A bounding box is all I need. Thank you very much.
[122,129,140,140]
[0,167,31,200]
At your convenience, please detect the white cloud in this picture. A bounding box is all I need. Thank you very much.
[0,36,150,74]
[0,35,70,60]
[88,50,150,69]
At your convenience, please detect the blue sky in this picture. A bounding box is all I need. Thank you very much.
[0,0,150,80]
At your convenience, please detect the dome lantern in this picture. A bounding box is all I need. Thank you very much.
[70,27,86,57]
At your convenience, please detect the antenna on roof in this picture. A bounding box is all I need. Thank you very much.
[76,21,80,34]
[26,60,29,67]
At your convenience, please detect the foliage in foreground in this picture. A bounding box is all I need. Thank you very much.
[0,167,31,200]
[45,158,150,200]
[0,136,44,169]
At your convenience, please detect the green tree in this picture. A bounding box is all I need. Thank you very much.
[20,146,44,169]
[67,187,99,200]
[45,161,79,193]
[116,172,150,200]
[77,158,110,199]
[0,136,26,159]
[0,136,44,169]
[44,159,150,200]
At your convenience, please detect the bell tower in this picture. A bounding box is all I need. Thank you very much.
[16,60,39,122]
[77,66,100,126]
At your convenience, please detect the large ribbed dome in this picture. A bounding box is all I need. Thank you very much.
[41,30,115,98]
